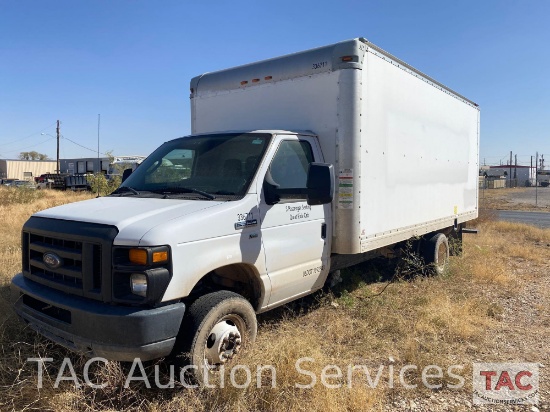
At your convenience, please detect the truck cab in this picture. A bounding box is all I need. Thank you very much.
[11,130,333,373]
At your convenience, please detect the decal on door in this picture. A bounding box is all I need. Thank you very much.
[285,204,311,221]
[303,265,325,277]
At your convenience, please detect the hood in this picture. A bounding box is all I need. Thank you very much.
[35,196,224,237]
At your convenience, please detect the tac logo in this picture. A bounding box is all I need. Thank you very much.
[473,363,539,405]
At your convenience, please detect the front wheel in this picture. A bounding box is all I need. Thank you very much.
[178,290,257,383]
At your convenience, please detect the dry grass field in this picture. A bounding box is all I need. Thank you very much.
[480,186,550,211]
[0,188,548,411]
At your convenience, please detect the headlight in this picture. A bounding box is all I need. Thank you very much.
[113,245,172,305]
[130,273,148,297]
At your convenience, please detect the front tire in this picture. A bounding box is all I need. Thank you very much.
[178,290,257,383]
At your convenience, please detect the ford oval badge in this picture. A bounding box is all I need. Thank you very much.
[43,252,63,270]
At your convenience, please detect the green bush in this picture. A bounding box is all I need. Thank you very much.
[87,173,121,196]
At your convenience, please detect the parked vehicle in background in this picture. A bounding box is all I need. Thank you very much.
[0,178,18,186]
[36,179,54,190]
[12,180,36,189]
[11,38,480,380]
[35,173,91,191]
[538,170,550,187]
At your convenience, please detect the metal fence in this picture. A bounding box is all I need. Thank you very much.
[479,178,546,190]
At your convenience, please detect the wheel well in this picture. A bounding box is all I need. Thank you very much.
[186,264,263,311]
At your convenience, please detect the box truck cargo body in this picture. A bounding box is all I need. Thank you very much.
[11,38,479,377]
[191,38,479,254]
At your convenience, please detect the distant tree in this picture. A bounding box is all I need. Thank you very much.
[19,151,50,161]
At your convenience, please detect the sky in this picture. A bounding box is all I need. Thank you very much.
[1,0,549,167]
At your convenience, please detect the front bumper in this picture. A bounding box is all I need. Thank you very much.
[11,273,185,361]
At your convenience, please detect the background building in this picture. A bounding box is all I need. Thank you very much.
[59,156,146,175]
[488,165,534,187]
[59,158,110,175]
[480,165,536,188]
[0,159,57,180]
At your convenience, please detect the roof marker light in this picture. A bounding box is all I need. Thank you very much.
[341,56,354,62]
[240,80,248,85]
[252,78,260,83]
[264,76,273,81]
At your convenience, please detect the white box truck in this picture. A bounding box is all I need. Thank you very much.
[11,38,479,378]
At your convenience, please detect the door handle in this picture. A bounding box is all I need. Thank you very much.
[321,223,327,239]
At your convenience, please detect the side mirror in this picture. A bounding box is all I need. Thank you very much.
[122,168,133,183]
[306,163,334,206]
[263,169,281,205]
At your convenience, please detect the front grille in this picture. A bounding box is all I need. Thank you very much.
[21,217,118,302]
[26,233,101,293]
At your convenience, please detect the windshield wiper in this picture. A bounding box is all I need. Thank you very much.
[111,186,140,196]
[153,187,216,200]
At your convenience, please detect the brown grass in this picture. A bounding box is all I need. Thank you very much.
[0,188,94,286]
[479,186,550,211]
[0,191,548,411]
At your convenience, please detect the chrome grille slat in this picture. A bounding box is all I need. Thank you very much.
[29,259,83,279]
[29,241,82,260]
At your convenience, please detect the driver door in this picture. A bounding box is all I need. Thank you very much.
[259,135,331,308]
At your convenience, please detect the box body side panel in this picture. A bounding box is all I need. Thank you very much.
[359,50,479,251]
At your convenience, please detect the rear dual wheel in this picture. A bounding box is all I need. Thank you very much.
[423,233,450,276]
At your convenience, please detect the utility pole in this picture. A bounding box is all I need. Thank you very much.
[508,150,512,188]
[531,156,533,185]
[97,114,101,198]
[97,114,101,173]
[56,120,60,173]
[536,152,538,207]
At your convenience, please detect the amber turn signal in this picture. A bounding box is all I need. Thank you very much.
[129,249,148,265]
[152,251,168,263]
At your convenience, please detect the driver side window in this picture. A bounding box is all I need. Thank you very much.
[269,140,313,189]
[267,140,314,190]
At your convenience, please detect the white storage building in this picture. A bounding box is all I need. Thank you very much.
[0,159,57,181]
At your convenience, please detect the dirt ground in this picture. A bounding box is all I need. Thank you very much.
[409,187,550,412]
[385,188,550,411]
[387,248,550,412]
[480,187,550,211]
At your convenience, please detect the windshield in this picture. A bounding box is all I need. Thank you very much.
[117,133,271,199]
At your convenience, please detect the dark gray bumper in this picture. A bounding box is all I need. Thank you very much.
[11,273,185,361]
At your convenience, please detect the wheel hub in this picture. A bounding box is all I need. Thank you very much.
[204,320,242,367]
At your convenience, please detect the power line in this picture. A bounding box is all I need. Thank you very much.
[63,136,110,156]
[0,122,58,147]
[1,137,57,156]
[1,134,110,158]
